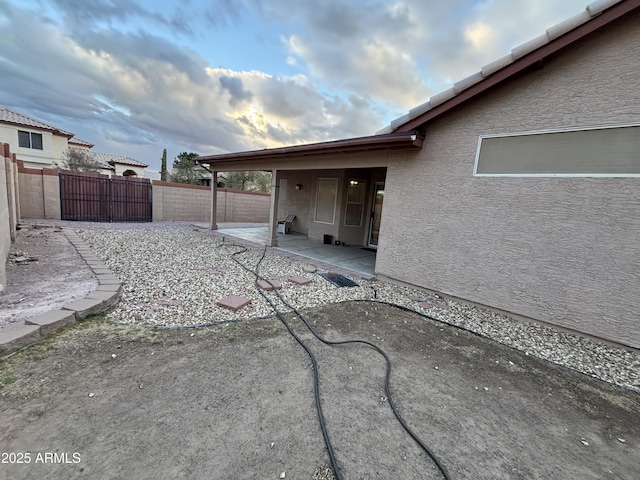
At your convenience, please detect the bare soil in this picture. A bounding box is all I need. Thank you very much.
[0,222,638,479]
[0,302,638,480]
[0,224,96,329]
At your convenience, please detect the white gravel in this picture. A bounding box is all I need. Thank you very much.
[75,222,640,393]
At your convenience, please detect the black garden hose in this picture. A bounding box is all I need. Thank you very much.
[226,241,451,480]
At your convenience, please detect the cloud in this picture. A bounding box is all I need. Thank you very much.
[219,75,254,107]
[0,0,588,170]
[0,0,383,167]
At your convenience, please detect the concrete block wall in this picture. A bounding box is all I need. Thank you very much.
[1,143,19,293]
[217,188,271,223]
[152,181,271,223]
[18,163,61,220]
[17,171,270,224]
[152,181,210,222]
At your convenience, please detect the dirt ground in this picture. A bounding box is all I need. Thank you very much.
[0,224,639,479]
[0,224,96,328]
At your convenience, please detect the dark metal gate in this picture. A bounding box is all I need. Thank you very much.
[60,171,152,222]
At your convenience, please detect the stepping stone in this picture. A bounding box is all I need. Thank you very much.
[257,279,282,291]
[217,295,251,312]
[287,275,312,286]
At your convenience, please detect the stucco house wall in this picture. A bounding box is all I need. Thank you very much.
[378,9,640,348]
[114,163,146,177]
[0,124,69,169]
[275,170,314,235]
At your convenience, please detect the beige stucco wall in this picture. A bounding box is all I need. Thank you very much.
[153,181,270,223]
[276,171,313,234]
[378,11,640,348]
[277,167,388,246]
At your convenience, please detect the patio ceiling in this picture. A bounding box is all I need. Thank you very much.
[196,131,424,171]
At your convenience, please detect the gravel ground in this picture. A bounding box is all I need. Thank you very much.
[70,222,639,393]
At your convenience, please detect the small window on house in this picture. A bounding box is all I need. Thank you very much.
[344,179,366,227]
[474,124,640,177]
[18,130,44,150]
[314,178,337,224]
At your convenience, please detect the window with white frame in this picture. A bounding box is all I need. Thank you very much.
[314,178,337,224]
[474,124,640,177]
[18,130,43,150]
[344,179,366,227]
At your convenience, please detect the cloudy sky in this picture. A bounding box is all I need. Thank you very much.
[0,0,587,172]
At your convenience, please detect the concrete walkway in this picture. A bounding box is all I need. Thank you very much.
[211,224,376,278]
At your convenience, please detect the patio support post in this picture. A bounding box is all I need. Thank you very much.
[209,167,218,230]
[267,169,279,247]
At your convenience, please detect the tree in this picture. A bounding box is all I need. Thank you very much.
[59,148,102,172]
[170,151,203,184]
[224,171,271,192]
[160,148,168,181]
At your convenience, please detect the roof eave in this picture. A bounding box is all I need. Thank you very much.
[197,132,423,165]
[0,119,74,138]
[395,0,639,132]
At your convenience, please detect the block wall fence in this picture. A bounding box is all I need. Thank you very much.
[1,143,20,292]
[16,164,271,223]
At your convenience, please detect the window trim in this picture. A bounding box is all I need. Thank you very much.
[473,123,640,178]
[344,179,366,227]
[17,130,44,150]
[314,177,338,225]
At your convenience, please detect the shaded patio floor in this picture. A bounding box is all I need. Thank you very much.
[206,223,376,278]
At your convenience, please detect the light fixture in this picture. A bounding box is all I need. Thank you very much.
[295,184,302,190]
[349,180,359,186]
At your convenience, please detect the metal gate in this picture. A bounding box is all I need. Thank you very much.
[60,172,152,222]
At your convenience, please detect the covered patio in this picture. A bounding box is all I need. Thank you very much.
[211,223,377,278]
[197,131,424,254]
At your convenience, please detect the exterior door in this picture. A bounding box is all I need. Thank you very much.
[368,182,384,248]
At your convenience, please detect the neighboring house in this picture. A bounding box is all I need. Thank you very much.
[88,152,148,177]
[198,0,640,349]
[0,107,81,169]
[68,137,95,151]
[0,107,147,176]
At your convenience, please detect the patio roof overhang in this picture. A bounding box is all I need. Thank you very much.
[196,131,424,171]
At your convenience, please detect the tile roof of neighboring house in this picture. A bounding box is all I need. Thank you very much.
[90,152,148,168]
[378,0,634,134]
[68,137,94,148]
[0,106,74,137]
